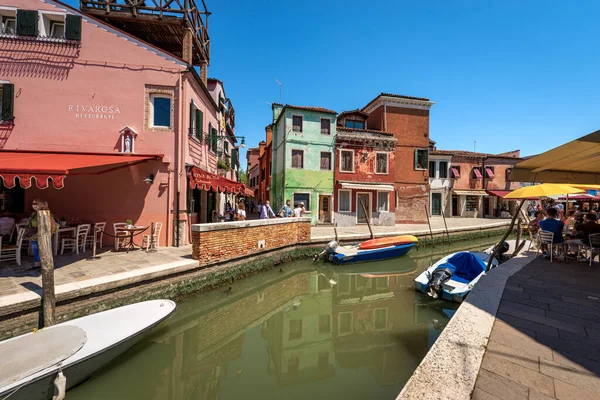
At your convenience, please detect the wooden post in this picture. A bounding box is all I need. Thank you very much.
[441,210,451,245]
[425,205,435,248]
[486,199,525,271]
[38,210,56,327]
[359,200,374,239]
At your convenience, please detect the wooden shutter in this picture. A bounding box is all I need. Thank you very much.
[231,148,238,168]
[195,109,203,141]
[211,127,217,151]
[1,84,14,121]
[423,150,429,168]
[16,10,38,37]
[189,101,194,136]
[414,149,419,169]
[65,15,82,41]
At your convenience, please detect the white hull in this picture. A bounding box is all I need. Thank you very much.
[0,300,176,400]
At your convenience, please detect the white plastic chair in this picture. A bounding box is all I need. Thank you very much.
[61,224,90,255]
[113,223,128,251]
[142,222,162,251]
[578,233,600,266]
[86,222,106,249]
[0,229,25,265]
[536,230,567,262]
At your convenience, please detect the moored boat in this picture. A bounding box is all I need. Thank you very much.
[315,235,418,264]
[0,299,176,400]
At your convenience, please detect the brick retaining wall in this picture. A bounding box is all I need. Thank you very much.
[191,218,312,264]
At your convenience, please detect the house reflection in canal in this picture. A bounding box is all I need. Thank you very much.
[67,262,458,400]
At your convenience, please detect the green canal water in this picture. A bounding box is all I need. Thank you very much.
[68,236,502,400]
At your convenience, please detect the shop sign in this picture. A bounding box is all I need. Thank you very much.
[67,104,122,120]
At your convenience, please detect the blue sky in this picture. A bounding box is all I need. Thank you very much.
[63,0,600,165]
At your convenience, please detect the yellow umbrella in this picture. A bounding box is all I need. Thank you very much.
[504,183,584,199]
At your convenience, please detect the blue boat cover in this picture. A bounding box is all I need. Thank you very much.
[434,252,486,284]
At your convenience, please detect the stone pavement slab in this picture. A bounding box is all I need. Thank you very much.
[473,256,600,399]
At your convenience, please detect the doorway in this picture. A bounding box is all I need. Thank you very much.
[356,193,371,224]
[319,195,331,223]
[452,196,458,216]
[431,193,442,216]
[483,197,490,217]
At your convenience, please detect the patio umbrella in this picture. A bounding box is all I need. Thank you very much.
[504,183,584,199]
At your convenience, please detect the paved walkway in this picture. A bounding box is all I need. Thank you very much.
[312,217,512,241]
[472,257,600,400]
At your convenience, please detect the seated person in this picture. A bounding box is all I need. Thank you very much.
[563,210,577,236]
[538,208,564,243]
[528,211,544,234]
[567,213,600,253]
[0,213,15,236]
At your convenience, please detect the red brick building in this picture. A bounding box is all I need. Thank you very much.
[246,147,260,202]
[362,93,434,223]
[257,125,273,203]
[333,110,397,226]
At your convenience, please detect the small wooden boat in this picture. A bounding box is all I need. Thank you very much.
[0,299,176,400]
[315,236,418,265]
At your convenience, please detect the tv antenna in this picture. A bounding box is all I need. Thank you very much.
[275,79,283,103]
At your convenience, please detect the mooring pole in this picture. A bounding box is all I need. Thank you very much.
[425,205,435,248]
[441,210,451,245]
[360,200,374,239]
[38,209,56,327]
[486,199,525,271]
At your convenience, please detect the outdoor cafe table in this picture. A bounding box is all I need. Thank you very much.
[116,226,147,253]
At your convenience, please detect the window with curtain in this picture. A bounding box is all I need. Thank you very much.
[376,153,388,174]
[292,115,303,132]
[377,192,389,212]
[320,152,332,170]
[338,190,350,212]
[439,161,448,178]
[340,150,354,172]
[320,118,331,135]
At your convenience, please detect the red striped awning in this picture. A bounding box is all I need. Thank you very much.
[189,167,254,196]
[486,190,511,198]
[0,151,159,190]
[473,168,483,179]
[485,167,495,178]
[451,167,460,178]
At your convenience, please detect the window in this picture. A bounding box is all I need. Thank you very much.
[269,161,272,176]
[194,109,203,141]
[224,140,229,155]
[210,126,218,152]
[289,319,302,340]
[377,192,389,212]
[345,120,365,129]
[485,166,495,179]
[292,115,303,132]
[506,168,512,181]
[340,150,354,172]
[429,161,436,178]
[49,21,64,38]
[320,152,332,170]
[319,315,330,334]
[338,190,351,212]
[16,10,37,36]
[338,312,353,335]
[414,149,428,170]
[320,118,331,135]
[376,153,388,174]
[0,83,15,123]
[293,193,310,210]
[472,167,483,179]
[1,16,15,34]
[261,168,265,182]
[439,161,448,178]
[291,149,304,168]
[466,196,479,211]
[150,94,172,128]
[451,166,461,179]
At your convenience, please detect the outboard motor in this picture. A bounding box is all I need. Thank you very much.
[313,240,339,262]
[426,268,453,299]
[495,241,510,261]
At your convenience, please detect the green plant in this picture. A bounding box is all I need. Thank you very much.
[125,219,133,226]
[217,158,230,170]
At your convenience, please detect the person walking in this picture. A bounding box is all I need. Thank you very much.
[260,201,276,219]
[293,203,303,217]
[26,199,57,269]
[236,202,247,221]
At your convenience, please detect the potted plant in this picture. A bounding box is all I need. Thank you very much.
[125,219,133,228]
[59,217,67,227]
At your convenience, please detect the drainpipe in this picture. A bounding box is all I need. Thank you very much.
[383,104,387,131]
[175,72,186,246]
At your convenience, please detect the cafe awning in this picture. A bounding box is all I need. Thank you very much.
[453,189,488,196]
[0,151,160,189]
[189,167,253,196]
[486,190,511,198]
[340,183,395,191]
[510,130,600,184]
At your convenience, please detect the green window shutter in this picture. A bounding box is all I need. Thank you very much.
[16,10,38,37]
[231,148,238,168]
[189,101,194,136]
[65,15,82,41]
[1,84,14,122]
[195,109,203,141]
[211,128,217,151]
[423,150,429,167]
[414,149,419,169]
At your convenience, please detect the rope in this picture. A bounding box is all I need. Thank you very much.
[96,226,150,239]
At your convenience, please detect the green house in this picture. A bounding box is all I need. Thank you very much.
[271,104,337,225]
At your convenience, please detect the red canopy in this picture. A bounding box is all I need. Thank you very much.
[0,151,159,189]
[451,167,460,178]
[189,167,254,196]
[486,190,511,198]
[485,167,495,178]
[473,168,483,179]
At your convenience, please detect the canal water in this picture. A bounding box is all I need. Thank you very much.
[68,236,502,400]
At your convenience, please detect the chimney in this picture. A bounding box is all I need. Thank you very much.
[182,27,193,64]
[272,103,283,124]
[200,61,208,87]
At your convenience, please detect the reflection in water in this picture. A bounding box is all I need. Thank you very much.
[68,239,493,400]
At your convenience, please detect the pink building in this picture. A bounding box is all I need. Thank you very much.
[0,0,249,246]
